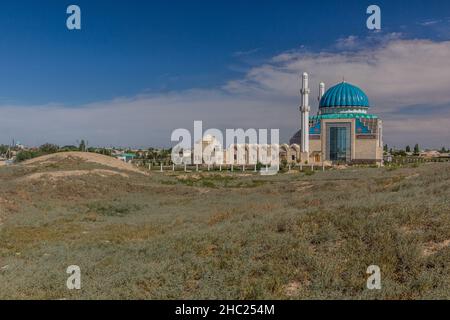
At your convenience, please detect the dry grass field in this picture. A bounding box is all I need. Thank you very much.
[0,152,449,299]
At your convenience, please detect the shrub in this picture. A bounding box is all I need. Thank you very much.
[39,143,59,153]
[15,150,42,162]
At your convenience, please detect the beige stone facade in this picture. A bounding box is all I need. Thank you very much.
[299,118,383,165]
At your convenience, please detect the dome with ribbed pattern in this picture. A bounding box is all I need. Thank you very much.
[319,82,369,108]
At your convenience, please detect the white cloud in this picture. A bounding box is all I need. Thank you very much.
[419,19,441,26]
[222,38,450,147]
[1,37,450,148]
[231,38,450,108]
[232,48,261,57]
[0,90,297,148]
[335,35,359,50]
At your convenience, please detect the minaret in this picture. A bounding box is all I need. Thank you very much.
[318,82,325,115]
[300,72,310,153]
[319,82,325,100]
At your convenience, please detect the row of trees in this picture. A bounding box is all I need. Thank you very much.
[384,143,448,156]
[384,143,420,154]
[15,143,59,162]
[13,140,110,163]
[11,140,173,164]
[135,148,172,162]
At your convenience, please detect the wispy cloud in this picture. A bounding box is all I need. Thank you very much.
[232,48,261,57]
[419,19,441,26]
[417,18,450,39]
[1,36,450,148]
[334,33,403,51]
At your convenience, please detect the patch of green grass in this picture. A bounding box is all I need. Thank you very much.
[201,180,216,188]
[177,174,243,188]
[86,200,144,217]
[175,173,269,189]
[231,179,268,188]
[160,180,177,185]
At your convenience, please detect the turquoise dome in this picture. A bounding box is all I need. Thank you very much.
[319,82,369,108]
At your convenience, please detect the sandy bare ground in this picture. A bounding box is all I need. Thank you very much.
[422,239,450,257]
[21,151,148,175]
[21,169,129,181]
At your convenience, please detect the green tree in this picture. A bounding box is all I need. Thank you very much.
[61,145,78,151]
[0,144,9,156]
[405,145,411,153]
[39,143,59,154]
[15,150,41,163]
[414,144,420,154]
[147,148,157,161]
[97,148,112,156]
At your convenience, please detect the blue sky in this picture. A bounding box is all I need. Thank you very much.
[0,0,449,148]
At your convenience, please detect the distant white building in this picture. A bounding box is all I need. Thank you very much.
[15,141,25,149]
[115,153,136,163]
[419,150,441,158]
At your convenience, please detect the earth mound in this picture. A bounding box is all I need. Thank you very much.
[22,151,147,175]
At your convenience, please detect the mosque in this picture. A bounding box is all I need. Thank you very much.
[194,72,383,167]
[284,72,383,165]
